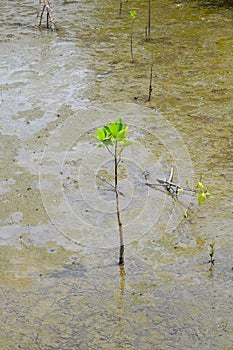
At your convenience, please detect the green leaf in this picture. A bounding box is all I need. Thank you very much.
[116,127,128,139]
[198,182,204,190]
[109,122,118,137]
[103,139,114,147]
[97,128,105,140]
[92,134,101,141]
[184,209,188,218]
[104,125,111,135]
[116,118,123,132]
[198,192,206,205]
[130,10,137,20]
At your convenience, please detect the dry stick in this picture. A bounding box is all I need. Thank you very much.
[38,0,56,30]
[39,4,46,27]
[147,52,153,102]
[130,33,134,63]
[146,167,194,193]
[168,166,174,183]
[115,142,124,265]
[119,0,123,16]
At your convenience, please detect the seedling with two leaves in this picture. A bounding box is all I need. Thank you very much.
[196,181,211,205]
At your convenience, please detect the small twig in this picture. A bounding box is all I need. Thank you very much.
[156,179,193,192]
[168,166,174,183]
[96,174,124,197]
[105,145,115,157]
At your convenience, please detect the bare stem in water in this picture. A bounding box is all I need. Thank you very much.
[37,0,56,31]
[147,51,153,102]
[115,141,124,265]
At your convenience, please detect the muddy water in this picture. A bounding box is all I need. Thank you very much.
[1,0,233,349]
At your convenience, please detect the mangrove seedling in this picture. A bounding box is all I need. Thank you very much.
[196,181,211,205]
[208,242,215,264]
[93,118,130,265]
[130,10,137,63]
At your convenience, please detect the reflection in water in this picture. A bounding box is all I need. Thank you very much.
[118,264,126,315]
[117,265,126,347]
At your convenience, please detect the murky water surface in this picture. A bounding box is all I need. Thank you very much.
[1,0,233,349]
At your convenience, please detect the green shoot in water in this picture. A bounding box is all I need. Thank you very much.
[93,118,130,266]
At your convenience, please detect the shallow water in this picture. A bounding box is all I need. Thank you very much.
[1,0,233,349]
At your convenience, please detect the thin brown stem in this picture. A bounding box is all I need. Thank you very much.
[130,21,135,63]
[119,0,123,17]
[147,60,153,101]
[115,141,124,265]
[39,5,46,27]
[38,0,56,30]
[146,0,151,42]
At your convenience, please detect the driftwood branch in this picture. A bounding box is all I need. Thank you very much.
[145,167,194,195]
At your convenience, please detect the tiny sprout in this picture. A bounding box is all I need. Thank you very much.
[183,209,188,218]
[196,181,212,205]
[130,10,137,20]
[208,242,215,264]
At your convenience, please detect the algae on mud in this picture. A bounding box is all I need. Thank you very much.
[1,0,233,349]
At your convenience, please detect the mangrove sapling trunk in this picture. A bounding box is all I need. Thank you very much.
[114,141,124,265]
[93,118,130,265]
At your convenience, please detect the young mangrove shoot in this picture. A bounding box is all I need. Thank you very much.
[93,118,130,265]
[208,242,215,265]
[196,181,212,205]
[130,10,137,63]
